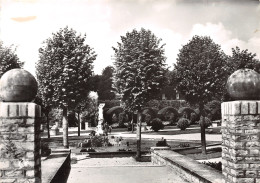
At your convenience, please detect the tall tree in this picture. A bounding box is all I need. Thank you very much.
[175,35,228,154]
[0,41,23,78]
[36,27,96,148]
[113,28,167,159]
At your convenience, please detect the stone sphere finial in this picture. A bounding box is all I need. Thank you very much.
[0,69,38,102]
[226,68,260,100]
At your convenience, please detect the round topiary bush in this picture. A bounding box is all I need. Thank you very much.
[177,118,190,130]
[151,118,164,132]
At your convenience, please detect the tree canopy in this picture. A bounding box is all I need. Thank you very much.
[113,28,167,112]
[175,35,229,106]
[0,41,23,78]
[36,26,96,110]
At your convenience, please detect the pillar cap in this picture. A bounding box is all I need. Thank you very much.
[226,69,260,100]
[0,69,38,102]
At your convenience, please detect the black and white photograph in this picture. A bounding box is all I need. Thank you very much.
[0,0,260,182]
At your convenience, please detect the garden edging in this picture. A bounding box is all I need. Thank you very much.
[151,147,223,183]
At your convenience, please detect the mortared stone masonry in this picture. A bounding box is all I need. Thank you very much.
[222,101,260,183]
[0,102,41,183]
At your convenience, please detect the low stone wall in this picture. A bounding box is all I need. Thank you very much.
[42,149,71,183]
[151,147,224,183]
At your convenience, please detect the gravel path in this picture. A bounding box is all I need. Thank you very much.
[68,157,189,183]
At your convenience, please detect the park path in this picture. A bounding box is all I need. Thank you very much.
[67,157,189,183]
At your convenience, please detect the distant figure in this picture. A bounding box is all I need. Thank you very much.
[104,122,109,136]
[115,137,119,146]
[119,137,122,146]
[109,125,112,134]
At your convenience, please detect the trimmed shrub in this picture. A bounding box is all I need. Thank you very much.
[190,112,197,124]
[147,99,189,110]
[41,142,51,157]
[156,138,169,147]
[177,118,190,130]
[144,114,152,126]
[151,118,164,132]
[205,100,221,121]
[202,161,222,172]
[178,107,195,120]
[80,148,96,152]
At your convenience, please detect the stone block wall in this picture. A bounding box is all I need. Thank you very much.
[0,102,41,183]
[221,101,260,183]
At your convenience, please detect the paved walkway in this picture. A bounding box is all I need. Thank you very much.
[67,157,189,183]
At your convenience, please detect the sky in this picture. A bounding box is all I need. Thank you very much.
[0,0,260,76]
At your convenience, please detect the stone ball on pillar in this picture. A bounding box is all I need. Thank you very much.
[0,69,38,102]
[226,68,260,100]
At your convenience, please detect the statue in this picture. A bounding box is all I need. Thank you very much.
[96,103,105,135]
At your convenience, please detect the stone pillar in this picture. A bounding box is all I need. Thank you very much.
[0,102,42,182]
[221,101,260,183]
[0,69,41,183]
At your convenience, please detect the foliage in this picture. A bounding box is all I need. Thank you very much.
[89,135,109,147]
[80,148,96,152]
[151,118,164,132]
[113,28,167,112]
[48,108,63,126]
[144,113,152,125]
[36,26,96,110]
[147,100,189,110]
[202,161,222,172]
[178,107,195,120]
[100,100,121,109]
[97,66,116,100]
[0,41,23,78]
[41,142,51,157]
[80,94,98,127]
[112,113,118,124]
[118,112,128,127]
[175,35,228,106]
[157,107,179,123]
[68,111,78,127]
[205,100,221,121]
[190,112,198,124]
[179,143,190,148]
[199,117,212,128]
[227,46,260,73]
[177,118,190,130]
[156,138,169,147]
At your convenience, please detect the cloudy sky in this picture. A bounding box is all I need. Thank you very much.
[0,0,260,76]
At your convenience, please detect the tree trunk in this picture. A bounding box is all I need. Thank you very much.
[46,112,50,139]
[199,103,206,154]
[136,110,142,161]
[77,112,80,136]
[62,107,69,148]
[132,113,134,133]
